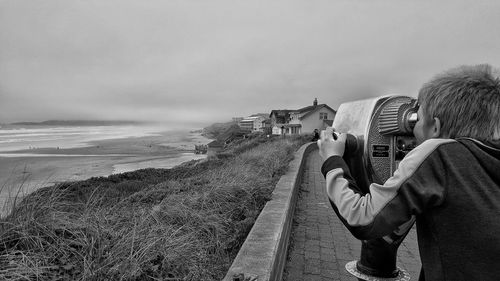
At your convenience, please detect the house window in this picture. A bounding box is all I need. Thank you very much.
[319,113,328,120]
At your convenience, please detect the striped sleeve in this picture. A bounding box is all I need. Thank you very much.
[321,138,454,240]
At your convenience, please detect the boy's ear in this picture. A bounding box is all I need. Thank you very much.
[431,117,442,138]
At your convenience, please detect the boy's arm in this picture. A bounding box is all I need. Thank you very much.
[321,138,454,240]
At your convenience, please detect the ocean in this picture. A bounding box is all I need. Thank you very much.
[0,124,165,152]
[0,124,211,216]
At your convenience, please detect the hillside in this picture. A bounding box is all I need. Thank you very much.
[202,120,238,139]
[0,134,309,280]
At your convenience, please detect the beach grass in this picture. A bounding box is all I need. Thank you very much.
[0,134,310,280]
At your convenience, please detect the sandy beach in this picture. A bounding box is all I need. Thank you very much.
[0,129,211,216]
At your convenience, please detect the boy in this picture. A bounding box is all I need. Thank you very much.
[317,65,500,280]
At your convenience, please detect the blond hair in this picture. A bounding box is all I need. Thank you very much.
[418,64,500,141]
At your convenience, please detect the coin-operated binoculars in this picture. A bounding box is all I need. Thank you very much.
[332,95,418,281]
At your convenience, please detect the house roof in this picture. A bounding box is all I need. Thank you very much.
[299,104,336,120]
[269,109,292,118]
[295,105,317,114]
[271,104,336,117]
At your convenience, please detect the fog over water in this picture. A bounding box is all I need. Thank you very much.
[1,0,500,125]
[0,125,165,152]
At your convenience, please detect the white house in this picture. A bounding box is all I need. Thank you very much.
[270,98,336,135]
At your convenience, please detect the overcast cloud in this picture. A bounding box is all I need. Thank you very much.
[1,0,500,126]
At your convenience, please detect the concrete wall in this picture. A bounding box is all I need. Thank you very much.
[223,142,317,281]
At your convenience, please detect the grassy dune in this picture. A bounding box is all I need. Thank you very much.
[0,135,309,280]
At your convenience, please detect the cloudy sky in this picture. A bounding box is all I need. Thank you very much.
[1,0,499,126]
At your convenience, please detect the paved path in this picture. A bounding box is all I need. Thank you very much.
[283,150,421,281]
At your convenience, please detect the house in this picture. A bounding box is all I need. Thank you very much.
[270,98,336,135]
[238,116,264,131]
[269,109,291,135]
[269,110,292,125]
[238,114,269,132]
[262,119,272,135]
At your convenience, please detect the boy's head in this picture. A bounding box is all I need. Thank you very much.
[415,64,500,143]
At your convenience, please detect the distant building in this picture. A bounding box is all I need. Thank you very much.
[232,117,244,123]
[269,110,292,125]
[262,119,272,135]
[238,118,255,131]
[270,98,336,135]
[238,115,267,132]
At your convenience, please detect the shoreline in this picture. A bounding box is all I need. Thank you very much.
[0,129,212,216]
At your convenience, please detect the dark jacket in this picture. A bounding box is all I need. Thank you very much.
[321,138,500,281]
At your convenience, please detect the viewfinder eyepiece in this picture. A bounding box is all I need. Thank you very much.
[378,99,419,136]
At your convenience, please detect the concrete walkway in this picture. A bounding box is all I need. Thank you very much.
[283,150,421,281]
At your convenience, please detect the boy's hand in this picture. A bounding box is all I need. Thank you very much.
[317,127,347,161]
